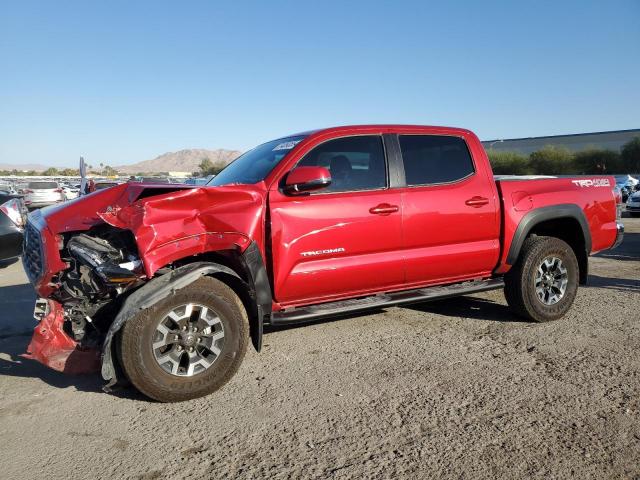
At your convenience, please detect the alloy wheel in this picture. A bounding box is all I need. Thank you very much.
[152,303,225,377]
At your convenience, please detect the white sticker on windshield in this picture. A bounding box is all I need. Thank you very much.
[272,140,301,151]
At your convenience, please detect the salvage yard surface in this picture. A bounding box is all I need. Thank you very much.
[0,219,639,480]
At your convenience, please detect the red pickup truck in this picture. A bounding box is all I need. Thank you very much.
[22,125,623,402]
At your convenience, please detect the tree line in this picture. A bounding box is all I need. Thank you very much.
[197,158,228,176]
[0,164,119,177]
[488,137,640,175]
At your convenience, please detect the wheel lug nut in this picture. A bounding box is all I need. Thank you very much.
[181,326,187,331]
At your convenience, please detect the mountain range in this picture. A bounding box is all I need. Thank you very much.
[115,148,242,174]
[1,148,243,175]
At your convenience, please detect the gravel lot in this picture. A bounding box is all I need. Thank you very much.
[0,218,638,479]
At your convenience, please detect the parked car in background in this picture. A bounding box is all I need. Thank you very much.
[615,175,639,203]
[94,181,120,190]
[0,192,27,262]
[0,183,18,195]
[22,181,65,209]
[626,191,640,217]
[184,176,213,186]
[61,184,79,199]
[140,177,170,184]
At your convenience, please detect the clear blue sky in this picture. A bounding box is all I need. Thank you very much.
[1,0,639,167]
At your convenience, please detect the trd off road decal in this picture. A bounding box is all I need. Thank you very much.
[572,178,611,187]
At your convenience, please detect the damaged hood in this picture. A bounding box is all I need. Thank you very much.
[40,182,266,276]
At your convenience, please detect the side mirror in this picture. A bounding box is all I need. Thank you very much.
[284,166,331,195]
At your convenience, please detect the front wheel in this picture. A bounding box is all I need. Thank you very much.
[118,276,249,402]
[504,236,579,322]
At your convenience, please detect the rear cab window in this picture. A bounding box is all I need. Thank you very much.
[398,135,475,186]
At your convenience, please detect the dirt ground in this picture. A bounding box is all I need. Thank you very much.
[0,218,638,480]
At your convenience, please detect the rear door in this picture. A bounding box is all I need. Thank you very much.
[396,134,500,285]
[269,135,404,306]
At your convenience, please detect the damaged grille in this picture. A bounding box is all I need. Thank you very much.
[23,220,44,283]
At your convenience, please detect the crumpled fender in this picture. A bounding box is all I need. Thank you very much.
[96,186,265,276]
[38,183,266,281]
[22,300,101,375]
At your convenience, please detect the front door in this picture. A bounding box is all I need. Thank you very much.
[269,135,404,306]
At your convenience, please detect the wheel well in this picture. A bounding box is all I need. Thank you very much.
[527,217,588,284]
[168,249,267,351]
[172,250,249,283]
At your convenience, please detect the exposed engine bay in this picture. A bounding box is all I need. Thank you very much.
[52,229,145,346]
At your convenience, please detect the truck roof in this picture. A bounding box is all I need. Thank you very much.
[284,124,474,140]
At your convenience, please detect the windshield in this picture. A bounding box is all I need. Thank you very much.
[208,135,307,186]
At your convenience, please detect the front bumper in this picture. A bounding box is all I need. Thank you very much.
[612,222,624,249]
[22,299,100,375]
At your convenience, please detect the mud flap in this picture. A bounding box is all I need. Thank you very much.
[22,300,101,375]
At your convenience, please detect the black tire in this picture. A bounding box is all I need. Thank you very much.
[119,276,249,402]
[504,235,579,322]
[629,212,640,218]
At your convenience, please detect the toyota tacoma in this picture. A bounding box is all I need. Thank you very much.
[21,125,624,401]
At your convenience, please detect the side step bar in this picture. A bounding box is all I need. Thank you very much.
[270,277,504,325]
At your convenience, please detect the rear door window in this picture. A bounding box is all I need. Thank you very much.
[399,135,474,186]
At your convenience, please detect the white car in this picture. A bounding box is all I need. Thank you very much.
[61,184,79,200]
[626,191,640,217]
[23,181,65,209]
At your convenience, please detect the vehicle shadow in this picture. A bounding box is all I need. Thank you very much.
[263,308,388,333]
[0,283,37,339]
[586,275,640,294]
[0,258,19,269]
[0,335,103,393]
[595,232,639,261]
[0,334,150,401]
[402,296,528,323]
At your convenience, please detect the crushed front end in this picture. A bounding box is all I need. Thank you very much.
[22,209,145,375]
[20,182,263,380]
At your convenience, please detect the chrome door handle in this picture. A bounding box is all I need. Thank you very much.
[369,203,399,215]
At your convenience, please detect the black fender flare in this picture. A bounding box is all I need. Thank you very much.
[506,203,591,268]
[238,241,272,353]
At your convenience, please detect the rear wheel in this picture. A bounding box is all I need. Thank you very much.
[504,236,579,322]
[119,276,249,402]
